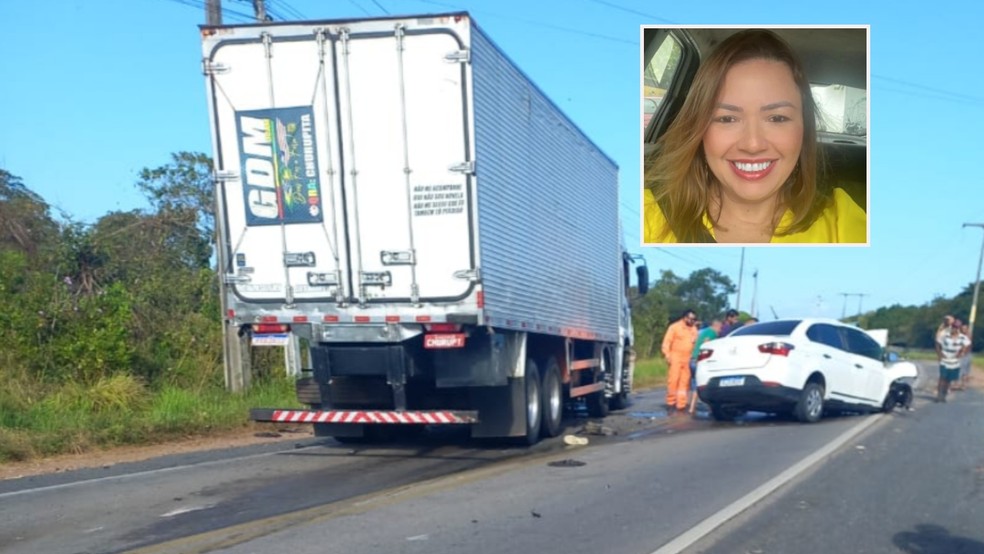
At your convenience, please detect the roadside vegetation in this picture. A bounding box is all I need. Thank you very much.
[633,357,668,389]
[0,159,298,463]
[0,154,980,462]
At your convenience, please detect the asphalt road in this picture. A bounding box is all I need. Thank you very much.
[1,361,976,554]
[685,368,984,554]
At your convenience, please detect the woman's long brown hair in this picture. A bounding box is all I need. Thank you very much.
[645,30,828,243]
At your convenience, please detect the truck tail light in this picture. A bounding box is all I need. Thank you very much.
[758,342,795,356]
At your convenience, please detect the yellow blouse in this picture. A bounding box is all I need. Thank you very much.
[643,188,867,244]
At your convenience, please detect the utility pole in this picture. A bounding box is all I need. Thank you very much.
[252,0,267,21]
[735,247,745,313]
[856,293,869,322]
[839,292,866,322]
[962,223,984,340]
[206,0,222,25]
[750,269,758,318]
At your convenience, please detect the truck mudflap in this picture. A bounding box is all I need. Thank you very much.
[250,408,478,425]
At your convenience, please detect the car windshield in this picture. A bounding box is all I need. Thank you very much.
[730,320,801,337]
[811,83,866,137]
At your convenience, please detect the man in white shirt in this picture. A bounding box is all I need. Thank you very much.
[936,320,971,402]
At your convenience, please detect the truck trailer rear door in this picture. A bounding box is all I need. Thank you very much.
[205,20,474,306]
[336,25,474,305]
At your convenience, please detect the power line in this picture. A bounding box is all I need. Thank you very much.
[273,0,307,19]
[413,0,635,45]
[873,74,984,105]
[264,4,286,20]
[877,85,984,109]
[369,0,390,14]
[163,0,255,23]
[583,0,675,24]
[347,0,373,16]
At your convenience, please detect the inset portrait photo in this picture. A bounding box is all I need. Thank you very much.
[641,27,868,245]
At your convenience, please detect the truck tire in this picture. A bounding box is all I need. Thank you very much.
[609,347,632,411]
[521,359,543,445]
[587,350,611,418]
[794,382,825,423]
[541,357,564,438]
[609,393,630,411]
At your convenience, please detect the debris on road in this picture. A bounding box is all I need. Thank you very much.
[563,435,589,446]
[548,459,587,468]
[583,421,617,436]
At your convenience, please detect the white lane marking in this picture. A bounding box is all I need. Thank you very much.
[650,413,885,554]
[160,505,213,518]
[0,445,323,501]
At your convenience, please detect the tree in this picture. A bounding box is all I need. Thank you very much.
[630,268,737,359]
[136,152,214,248]
[676,268,736,321]
[0,169,59,260]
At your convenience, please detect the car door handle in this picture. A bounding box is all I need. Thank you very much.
[823,354,832,359]
[855,364,863,369]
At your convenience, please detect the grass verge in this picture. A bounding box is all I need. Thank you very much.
[634,357,668,390]
[0,375,299,464]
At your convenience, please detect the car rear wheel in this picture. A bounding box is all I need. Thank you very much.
[795,382,825,423]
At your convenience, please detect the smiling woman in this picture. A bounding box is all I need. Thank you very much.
[643,28,868,245]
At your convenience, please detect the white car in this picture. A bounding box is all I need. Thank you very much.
[695,318,918,423]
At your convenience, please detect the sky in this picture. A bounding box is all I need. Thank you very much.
[2,0,984,323]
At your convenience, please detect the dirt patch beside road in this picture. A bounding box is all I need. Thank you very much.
[0,424,311,482]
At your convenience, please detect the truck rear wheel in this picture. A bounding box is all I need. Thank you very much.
[521,359,543,445]
[587,349,611,418]
[541,357,564,438]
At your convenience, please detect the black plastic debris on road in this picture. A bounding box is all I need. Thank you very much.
[548,459,587,468]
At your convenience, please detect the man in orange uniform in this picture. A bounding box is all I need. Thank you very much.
[662,309,698,412]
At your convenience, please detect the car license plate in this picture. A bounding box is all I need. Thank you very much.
[719,376,746,387]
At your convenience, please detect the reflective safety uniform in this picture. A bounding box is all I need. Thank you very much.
[662,319,698,410]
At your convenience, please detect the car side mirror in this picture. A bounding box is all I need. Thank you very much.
[883,351,900,364]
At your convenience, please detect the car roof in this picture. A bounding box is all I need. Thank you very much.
[683,28,867,91]
[739,318,859,331]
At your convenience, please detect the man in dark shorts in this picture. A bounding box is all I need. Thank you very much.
[936,320,970,402]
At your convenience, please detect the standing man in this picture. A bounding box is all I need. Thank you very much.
[720,309,740,337]
[936,319,971,402]
[689,319,722,414]
[936,314,955,343]
[662,309,698,412]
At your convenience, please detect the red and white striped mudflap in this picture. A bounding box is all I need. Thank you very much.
[250,408,478,425]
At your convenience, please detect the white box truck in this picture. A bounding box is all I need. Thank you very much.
[200,12,647,444]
